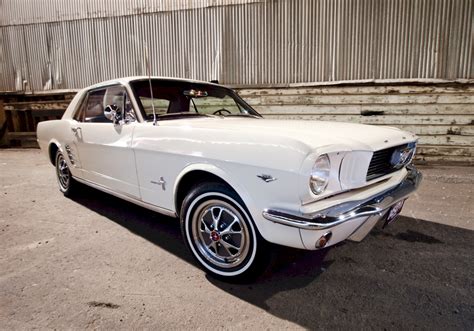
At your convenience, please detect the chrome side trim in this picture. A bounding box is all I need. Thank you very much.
[262,165,422,230]
[73,176,177,218]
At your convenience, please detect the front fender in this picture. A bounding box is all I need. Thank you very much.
[173,162,306,249]
[173,163,254,215]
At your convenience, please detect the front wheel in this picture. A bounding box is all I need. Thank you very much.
[180,183,268,281]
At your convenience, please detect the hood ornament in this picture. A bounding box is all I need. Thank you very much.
[257,174,277,183]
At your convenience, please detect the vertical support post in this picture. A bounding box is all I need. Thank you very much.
[0,99,7,146]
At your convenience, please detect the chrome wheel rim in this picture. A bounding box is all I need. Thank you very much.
[56,154,70,190]
[191,199,251,269]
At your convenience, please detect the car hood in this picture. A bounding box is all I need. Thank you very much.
[157,117,417,152]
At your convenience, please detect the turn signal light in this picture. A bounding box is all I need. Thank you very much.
[315,231,332,248]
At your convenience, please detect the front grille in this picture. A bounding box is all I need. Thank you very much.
[366,145,403,181]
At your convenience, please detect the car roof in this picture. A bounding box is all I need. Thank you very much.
[87,76,223,90]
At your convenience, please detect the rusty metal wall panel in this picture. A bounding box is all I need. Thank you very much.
[0,0,473,91]
[0,0,263,25]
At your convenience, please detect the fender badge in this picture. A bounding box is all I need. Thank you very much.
[257,174,277,183]
[151,176,166,190]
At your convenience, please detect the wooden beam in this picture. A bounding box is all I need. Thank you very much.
[4,101,70,111]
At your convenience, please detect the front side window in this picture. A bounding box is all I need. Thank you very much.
[84,89,107,122]
[129,79,261,121]
[77,85,135,123]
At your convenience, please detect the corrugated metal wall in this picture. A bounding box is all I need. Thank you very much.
[1,0,473,92]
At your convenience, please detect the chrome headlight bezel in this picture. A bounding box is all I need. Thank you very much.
[309,154,331,195]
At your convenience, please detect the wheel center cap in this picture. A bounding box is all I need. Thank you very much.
[210,230,221,242]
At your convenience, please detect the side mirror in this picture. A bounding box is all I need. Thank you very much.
[104,104,122,124]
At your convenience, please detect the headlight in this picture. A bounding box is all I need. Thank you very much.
[310,154,331,195]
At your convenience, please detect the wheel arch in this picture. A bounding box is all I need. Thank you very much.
[48,140,62,165]
[173,164,253,218]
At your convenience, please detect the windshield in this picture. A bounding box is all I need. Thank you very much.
[129,79,261,121]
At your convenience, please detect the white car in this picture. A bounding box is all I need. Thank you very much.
[37,76,422,281]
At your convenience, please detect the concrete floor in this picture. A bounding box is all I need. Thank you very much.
[402,164,473,231]
[0,149,473,329]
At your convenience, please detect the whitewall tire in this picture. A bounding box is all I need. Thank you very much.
[180,183,268,281]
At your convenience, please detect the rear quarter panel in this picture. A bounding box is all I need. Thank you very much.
[37,119,81,175]
[37,89,84,170]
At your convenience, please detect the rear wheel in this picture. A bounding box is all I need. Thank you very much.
[180,183,268,282]
[55,151,77,196]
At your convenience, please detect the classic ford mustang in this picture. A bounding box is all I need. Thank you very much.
[37,76,422,280]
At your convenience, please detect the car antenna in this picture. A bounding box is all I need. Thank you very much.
[144,41,157,126]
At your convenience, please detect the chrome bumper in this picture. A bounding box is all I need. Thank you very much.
[262,165,422,230]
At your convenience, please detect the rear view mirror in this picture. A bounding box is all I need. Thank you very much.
[183,89,208,98]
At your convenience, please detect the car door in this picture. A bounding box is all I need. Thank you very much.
[72,85,141,198]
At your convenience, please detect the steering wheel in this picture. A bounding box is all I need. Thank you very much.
[213,108,232,116]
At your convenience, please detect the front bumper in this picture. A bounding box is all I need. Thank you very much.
[262,165,422,246]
